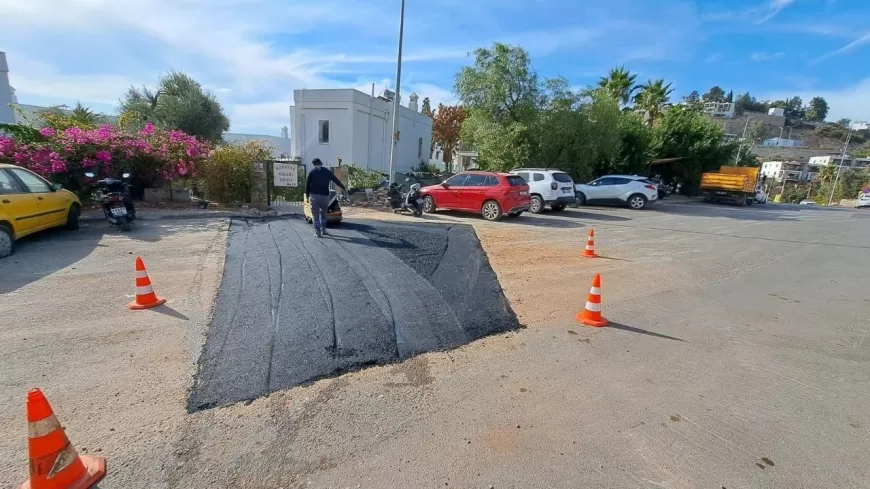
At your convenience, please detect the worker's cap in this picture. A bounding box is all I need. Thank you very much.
[312,158,323,166]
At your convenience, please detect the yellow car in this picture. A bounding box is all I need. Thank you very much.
[0,163,82,258]
[303,192,343,225]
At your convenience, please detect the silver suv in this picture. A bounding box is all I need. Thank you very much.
[510,168,576,213]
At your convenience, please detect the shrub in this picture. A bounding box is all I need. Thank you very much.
[0,122,209,197]
[197,141,273,203]
[346,163,385,190]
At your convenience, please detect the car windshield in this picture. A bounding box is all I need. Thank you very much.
[506,176,526,186]
[552,172,573,183]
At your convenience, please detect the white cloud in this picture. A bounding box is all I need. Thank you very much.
[814,31,870,63]
[756,0,796,23]
[759,79,870,123]
[750,52,785,61]
[0,0,705,134]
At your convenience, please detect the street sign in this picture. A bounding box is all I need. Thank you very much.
[273,162,299,187]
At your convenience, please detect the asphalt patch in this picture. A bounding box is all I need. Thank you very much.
[189,217,519,410]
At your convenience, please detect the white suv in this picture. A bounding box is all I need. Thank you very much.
[574,175,658,210]
[510,168,576,213]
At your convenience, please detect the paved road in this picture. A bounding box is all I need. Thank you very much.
[189,217,518,410]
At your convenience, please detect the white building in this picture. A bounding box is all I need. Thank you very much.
[808,155,870,170]
[760,161,814,182]
[290,88,432,174]
[223,128,292,159]
[762,137,803,147]
[0,52,16,125]
[703,102,735,118]
[430,142,479,172]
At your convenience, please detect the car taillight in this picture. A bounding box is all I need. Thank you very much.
[645,184,656,190]
[551,182,558,190]
[108,195,122,202]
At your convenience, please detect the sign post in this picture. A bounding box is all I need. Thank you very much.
[273,162,299,187]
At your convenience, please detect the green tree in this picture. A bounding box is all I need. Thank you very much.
[805,96,828,122]
[614,112,653,175]
[455,43,541,124]
[702,86,726,103]
[455,43,542,170]
[34,102,106,131]
[746,120,767,143]
[421,97,432,116]
[726,90,734,103]
[633,79,673,124]
[650,105,735,193]
[119,71,230,143]
[596,66,639,107]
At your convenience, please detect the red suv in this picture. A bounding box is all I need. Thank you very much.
[420,171,531,221]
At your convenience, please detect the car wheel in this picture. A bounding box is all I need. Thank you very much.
[65,204,81,230]
[120,220,132,232]
[481,200,503,221]
[507,211,523,218]
[551,204,566,212]
[423,195,436,213]
[572,192,586,207]
[0,224,13,259]
[627,194,647,210]
[529,195,544,214]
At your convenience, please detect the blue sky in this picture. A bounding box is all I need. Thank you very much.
[1,0,868,135]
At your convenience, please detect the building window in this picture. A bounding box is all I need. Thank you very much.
[418,137,423,159]
[318,120,329,144]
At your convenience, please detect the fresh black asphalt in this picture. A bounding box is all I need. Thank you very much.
[188,217,519,410]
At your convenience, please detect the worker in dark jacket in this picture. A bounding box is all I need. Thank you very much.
[305,158,347,237]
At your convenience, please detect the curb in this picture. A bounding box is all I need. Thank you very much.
[80,210,302,222]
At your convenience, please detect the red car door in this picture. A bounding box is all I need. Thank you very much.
[438,173,469,209]
[458,174,488,211]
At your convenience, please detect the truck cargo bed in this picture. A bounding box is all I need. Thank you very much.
[700,173,753,193]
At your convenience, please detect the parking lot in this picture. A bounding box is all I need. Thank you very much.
[1,199,869,488]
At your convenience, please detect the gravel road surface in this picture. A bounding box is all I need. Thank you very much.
[2,201,869,488]
[189,218,518,410]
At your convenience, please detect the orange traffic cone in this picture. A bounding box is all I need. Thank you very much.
[128,256,166,310]
[20,389,105,489]
[576,273,608,327]
[582,229,597,258]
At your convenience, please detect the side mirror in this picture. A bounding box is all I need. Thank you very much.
[51,183,62,191]
[122,172,131,178]
[441,182,449,188]
[84,172,95,178]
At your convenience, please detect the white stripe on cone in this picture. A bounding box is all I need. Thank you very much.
[589,286,601,295]
[586,245,594,250]
[585,301,601,312]
[135,270,148,278]
[136,285,153,295]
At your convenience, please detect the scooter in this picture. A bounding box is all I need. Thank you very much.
[387,181,423,217]
[86,172,136,231]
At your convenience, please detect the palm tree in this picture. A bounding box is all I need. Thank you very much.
[597,66,639,107]
[632,79,674,123]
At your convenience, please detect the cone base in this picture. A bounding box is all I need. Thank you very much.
[582,252,597,258]
[128,296,166,310]
[21,454,106,489]
[576,312,608,327]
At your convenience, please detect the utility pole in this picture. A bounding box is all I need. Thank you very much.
[387,0,405,184]
[734,116,754,164]
[828,122,868,205]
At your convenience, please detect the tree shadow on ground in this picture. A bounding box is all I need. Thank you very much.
[0,218,223,295]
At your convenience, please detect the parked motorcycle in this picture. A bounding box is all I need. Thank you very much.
[387,180,423,217]
[86,172,136,231]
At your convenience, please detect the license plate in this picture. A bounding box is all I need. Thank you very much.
[562,188,571,193]
[110,207,127,217]
[520,191,528,196]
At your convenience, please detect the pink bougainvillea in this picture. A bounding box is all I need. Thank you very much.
[0,123,211,185]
